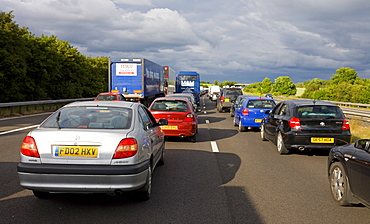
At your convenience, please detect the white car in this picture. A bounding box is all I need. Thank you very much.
[17,101,167,200]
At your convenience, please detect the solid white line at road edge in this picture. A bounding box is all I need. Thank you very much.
[0,125,39,135]
[211,141,219,152]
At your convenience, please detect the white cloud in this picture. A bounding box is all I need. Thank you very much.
[1,0,370,83]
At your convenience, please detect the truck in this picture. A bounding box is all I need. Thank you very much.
[108,58,166,107]
[175,71,201,105]
[163,66,176,94]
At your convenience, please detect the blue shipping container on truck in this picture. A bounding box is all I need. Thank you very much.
[108,58,166,107]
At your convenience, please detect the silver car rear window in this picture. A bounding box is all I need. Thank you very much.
[41,107,132,129]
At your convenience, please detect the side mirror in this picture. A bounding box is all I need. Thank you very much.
[158,119,168,126]
[265,110,271,114]
[354,139,370,151]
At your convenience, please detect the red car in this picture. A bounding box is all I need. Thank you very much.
[149,97,198,142]
[94,92,126,101]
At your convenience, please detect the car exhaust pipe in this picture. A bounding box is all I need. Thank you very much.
[298,146,305,151]
[114,189,124,196]
[179,135,186,138]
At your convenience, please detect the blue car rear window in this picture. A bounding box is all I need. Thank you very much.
[246,100,276,108]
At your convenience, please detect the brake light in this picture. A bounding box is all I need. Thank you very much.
[20,136,40,158]
[342,119,350,130]
[220,96,224,103]
[289,117,301,129]
[242,109,249,115]
[184,113,195,122]
[113,138,138,159]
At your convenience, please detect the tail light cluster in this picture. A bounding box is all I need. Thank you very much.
[242,109,249,115]
[113,138,138,159]
[219,96,224,103]
[342,119,350,130]
[288,117,301,130]
[184,113,195,122]
[21,136,40,158]
[288,117,351,130]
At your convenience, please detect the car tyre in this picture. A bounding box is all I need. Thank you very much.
[233,117,238,126]
[137,165,152,201]
[260,124,268,141]
[277,132,289,154]
[188,134,196,142]
[329,162,351,206]
[230,109,234,117]
[158,148,165,166]
[33,190,51,199]
[238,120,246,132]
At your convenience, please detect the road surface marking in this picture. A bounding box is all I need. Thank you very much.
[211,141,219,152]
[205,120,210,124]
[0,125,39,135]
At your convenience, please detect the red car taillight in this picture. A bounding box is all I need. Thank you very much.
[289,117,301,129]
[184,113,195,122]
[220,96,224,103]
[242,109,249,115]
[342,118,350,130]
[113,138,138,159]
[20,136,40,158]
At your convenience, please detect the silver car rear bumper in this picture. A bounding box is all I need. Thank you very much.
[17,161,149,193]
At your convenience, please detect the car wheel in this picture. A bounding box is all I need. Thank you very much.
[277,132,289,154]
[260,124,268,141]
[233,117,238,126]
[188,134,196,142]
[329,162,351,206]
[33,190,51,199]
[137,165,152,201]
[158,148,165,166]
[238,120,246,132]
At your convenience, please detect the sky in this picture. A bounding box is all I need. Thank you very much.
[2,0,370,84]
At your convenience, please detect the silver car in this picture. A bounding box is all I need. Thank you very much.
[17,101,167,200]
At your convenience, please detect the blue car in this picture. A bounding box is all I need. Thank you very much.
[233,97,276,132]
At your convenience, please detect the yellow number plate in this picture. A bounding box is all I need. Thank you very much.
[225,98,230,102]
[311,137,334,143]
[54,146,98,157]
[161,125,178,130]
[254,119,262,123]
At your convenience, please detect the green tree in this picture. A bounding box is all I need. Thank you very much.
[272,76,296,96]
[0,11,31,102]
[331,67,359,85]
[261,77,272,94]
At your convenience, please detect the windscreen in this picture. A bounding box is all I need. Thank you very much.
[151,100,189,112]
[296,105,344,118]
[41,107,132,129]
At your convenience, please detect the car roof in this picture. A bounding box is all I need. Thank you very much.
[153,97,191,103]
[245,97,274,100]
[65,100,136,108]
[97,92,122,95]
[281,100,337,106]
[237,95,272,100]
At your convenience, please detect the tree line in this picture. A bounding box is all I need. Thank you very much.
[0,11,108,103]
[243,67,370,104]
